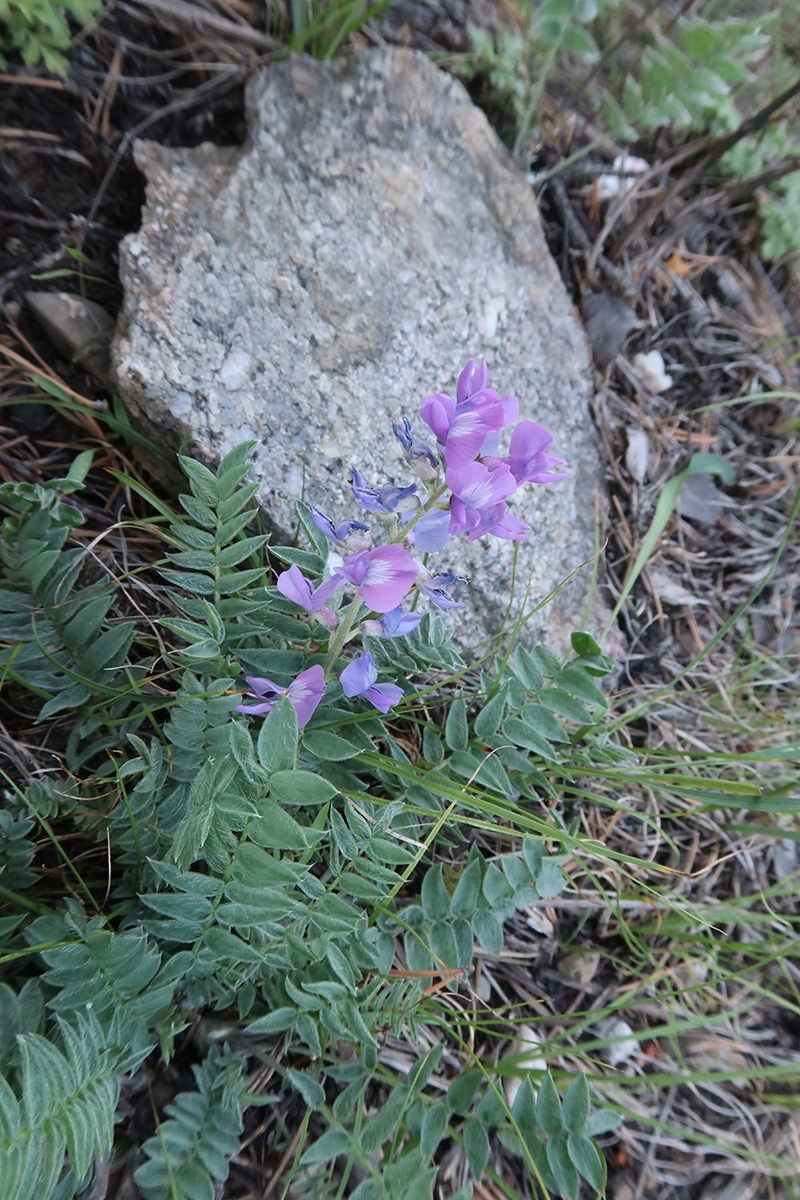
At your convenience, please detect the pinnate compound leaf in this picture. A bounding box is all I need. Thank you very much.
[172,757,238,870]
[136,1049,245,1200]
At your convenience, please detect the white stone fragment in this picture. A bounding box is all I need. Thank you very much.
[595,155,649,200]
[595,1017,639,1067]
[632,350,673,392]
[625,425,650,484]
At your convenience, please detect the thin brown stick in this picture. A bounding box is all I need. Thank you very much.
[260,1120,305,1200]
[128,0,274,48]
[0,74,65,89]
[611,77,800,260]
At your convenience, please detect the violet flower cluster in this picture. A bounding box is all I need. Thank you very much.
[236,360,565,727]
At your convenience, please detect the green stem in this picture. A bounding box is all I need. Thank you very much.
[387,481,448,544]
[323,481,449,676]
[323,595,364,677]
[513,36,560,164]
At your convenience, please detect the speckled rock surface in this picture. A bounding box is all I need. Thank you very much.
[113,48,604,653]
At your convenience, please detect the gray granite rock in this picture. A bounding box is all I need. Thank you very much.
[113,48,605,654]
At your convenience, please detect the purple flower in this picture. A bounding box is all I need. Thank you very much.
[484,421,567,486]
[420,391,506,470]
[479,509,530,540]
[335,545,419,613]
[340,651,404,714]
[409,508,451,552]
[235,664,325,727]
[350,466,417,513]
[420,361,520,469]
[446,460,519,540]
[417,572,469,610]
[276,565,342,627]
[457,361,520,430]
[380,605,422,637]
[309,504,370,545]
[456,358,489,402]
[277,565,342,612]
[392,416,439,472]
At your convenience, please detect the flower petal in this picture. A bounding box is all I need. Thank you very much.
[364,682,404,713]
[411,508,451,552]
[359,545,418,613]
[340,650,378,697]
[277,564,313,609]
[380,606,422,637]
[457,359,488,403]
[286,664,325,727]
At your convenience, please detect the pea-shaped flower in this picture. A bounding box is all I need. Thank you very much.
[340,651,403,714]
[335,545,418,613]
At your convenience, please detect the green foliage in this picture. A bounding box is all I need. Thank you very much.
[607,16,770,137]
[287,0,394,60]
[496,1073,620,1198]
[0,445,624,1198]
[135,1047,247,1200]
[0,463,135,724]
[0,1010,123,1200]
[455,0,618,155]
[457,5,797,259]
[0,0,102,75]
[0,812,37,892]
[758,169,800,261]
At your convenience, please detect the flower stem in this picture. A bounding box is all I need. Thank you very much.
[323,595,363,677]
[387,481,448,544]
